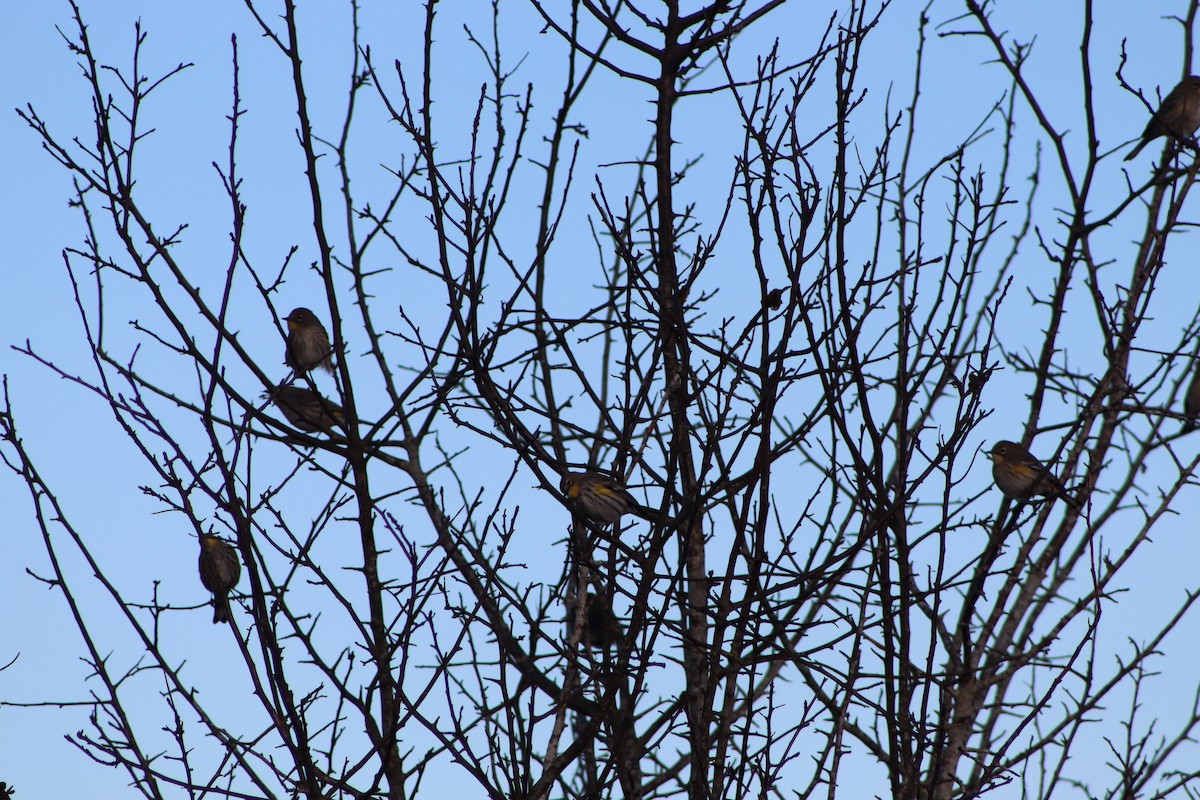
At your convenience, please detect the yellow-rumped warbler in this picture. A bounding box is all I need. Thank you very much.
[198,534,241,624]
[284,307,334,374]
[560,471,656,524]
[267,384,347,434]
[1126,75,1200,161]
[1184,365,1200,432]
[565,591,623,650]
[988,440,1079,508]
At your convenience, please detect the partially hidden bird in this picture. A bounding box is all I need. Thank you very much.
[267,384,348,434]
[559,471,657,524]
[565,591,624,650]
[1125,75,1200,161]
[1183,364,1200,432]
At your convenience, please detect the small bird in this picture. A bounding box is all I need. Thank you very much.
[1125,75,1200,161]
[1183,364,1200,432]
[987,440,1079,507]
[284,307,334,374]
[198,534,241,624]
[565,591,624,650]
[267,385,348,434]
[559,471,656,524]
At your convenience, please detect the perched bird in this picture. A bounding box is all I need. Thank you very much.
[559,471,656,524]
[267,385,347,434]
[284,307,334,374]
[565,592,624,650]
[198,534,241,624]
[1125,75,1200,161]
[766,287,785,310]
[1184,364,1200,432]
[987,440,1079,508]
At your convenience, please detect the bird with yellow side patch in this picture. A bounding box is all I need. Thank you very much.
[987,440,1079,508]
[559,471,656,524]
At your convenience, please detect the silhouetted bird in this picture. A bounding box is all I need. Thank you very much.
[1125,75,1200,161]
[1183,364,1200,432]
[284,307,334,374]
[198,534,241,624]
[565,591,623,650]
[267,385,347,434]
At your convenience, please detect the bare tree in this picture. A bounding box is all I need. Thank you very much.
[8,1,1200,798]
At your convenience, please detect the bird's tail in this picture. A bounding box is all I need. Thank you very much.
[632,502,661,523]
[1125,138,1150,162]
[212,595,232,624]
[1058,486,1083,510]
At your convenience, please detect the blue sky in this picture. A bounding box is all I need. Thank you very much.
[3,2,1199,797]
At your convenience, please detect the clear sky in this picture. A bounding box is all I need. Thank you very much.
[3,2,1198,798]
